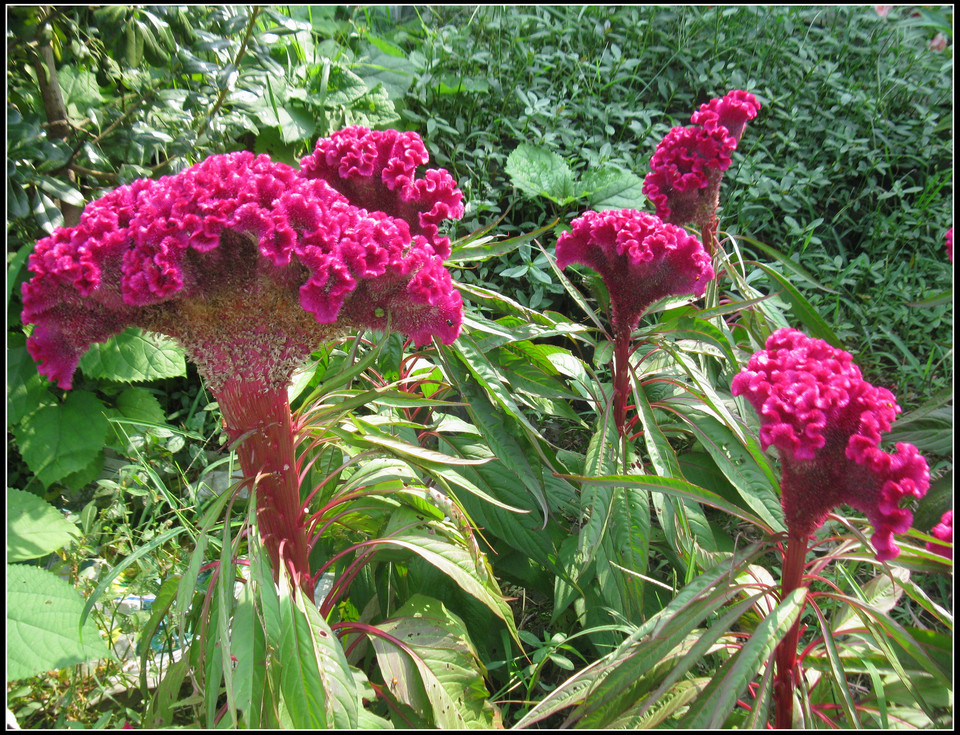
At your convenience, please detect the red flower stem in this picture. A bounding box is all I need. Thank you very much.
[613,326,632,438]
[774,530,809,729]
[216,380,315,601]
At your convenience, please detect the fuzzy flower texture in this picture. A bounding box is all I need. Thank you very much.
[556,209,714,338]
[643,90,760,232]
[732,329,930,560]
[22,126,464,393]
[927,510,952,559]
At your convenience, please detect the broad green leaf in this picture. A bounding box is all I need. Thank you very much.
[831,567,909,635]
[33,190,63,234]
[678,586,807,728]
[6,487,80,561]
[442,350,551,525]
[57,66,104,117]
[672,413,784,534]
[35,174,85,207]
[374,594,499,728]
[293,576,361,729]
[505,143,576,204]
[8,177,30,219]
[7,333,53,426]
[108,387,169,448]
[323,64,369,107]
[356,44,416,100]
[377,530,515,632]
[13,390,109,489]
[442,445,569,581]
[6,563,111,680]
[580,167,647,211]
[276,574,328,728]
[79,328,186,382]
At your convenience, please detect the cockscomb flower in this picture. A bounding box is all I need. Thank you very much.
[690,89,761,146]
[21,131,466,600]
[644,90,760,234]
[732,328,930,561]
[557,209,714,437]
[927,510,953,559]
[299,125,464,260]
[946,227,953,262]
[556,208,714,339]
[22,147,463,393]
[643,125,734,230]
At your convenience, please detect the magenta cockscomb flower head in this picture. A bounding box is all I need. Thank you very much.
[644,90,760,235]
[643,125,734,229]
[556,209,714,338]
[945,227,953,262]
[732,328,930,561]
[299,126,464,260]
[21,131,466,601]
[926,510,953,559]
[690,89,761,146]
[22,145,463,393]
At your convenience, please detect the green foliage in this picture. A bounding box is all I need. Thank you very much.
[6,490,110,681]
[5,4,952,730]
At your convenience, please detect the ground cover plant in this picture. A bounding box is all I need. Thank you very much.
[6,5,953,729]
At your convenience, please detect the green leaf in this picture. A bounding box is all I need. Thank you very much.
[377,530,515,631]
[33,190,63,234]
[516,541,774,728]
[13,390,109,489]
[678,586,807,728]
[752,261,843,347]
[374,594,499,728]
[57,66,104,118]
[35,174,85,207]
[7,333,53,426]
[505,143,576,204]
[79,328,186,382]
[573,595,762,728]
[569,471,775,541]
[8,177,30,218]
[6,488,80,561]
[322,64,369,107]
[6,564,111,680]
[108,387,169,449]
[580,167,647,211]
[276,576,328,728]
[292,574,360,729]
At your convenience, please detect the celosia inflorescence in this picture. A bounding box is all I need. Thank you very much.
[555,209,715,338]
[732,328,930,560]
[299,126,464,260]
[22,129,464,393]
[927,510,953,559]
[643,90,760,231]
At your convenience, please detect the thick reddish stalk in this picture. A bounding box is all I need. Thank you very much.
[774,531,809,729]
[216,379,314,601]
[612,326,632,438]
